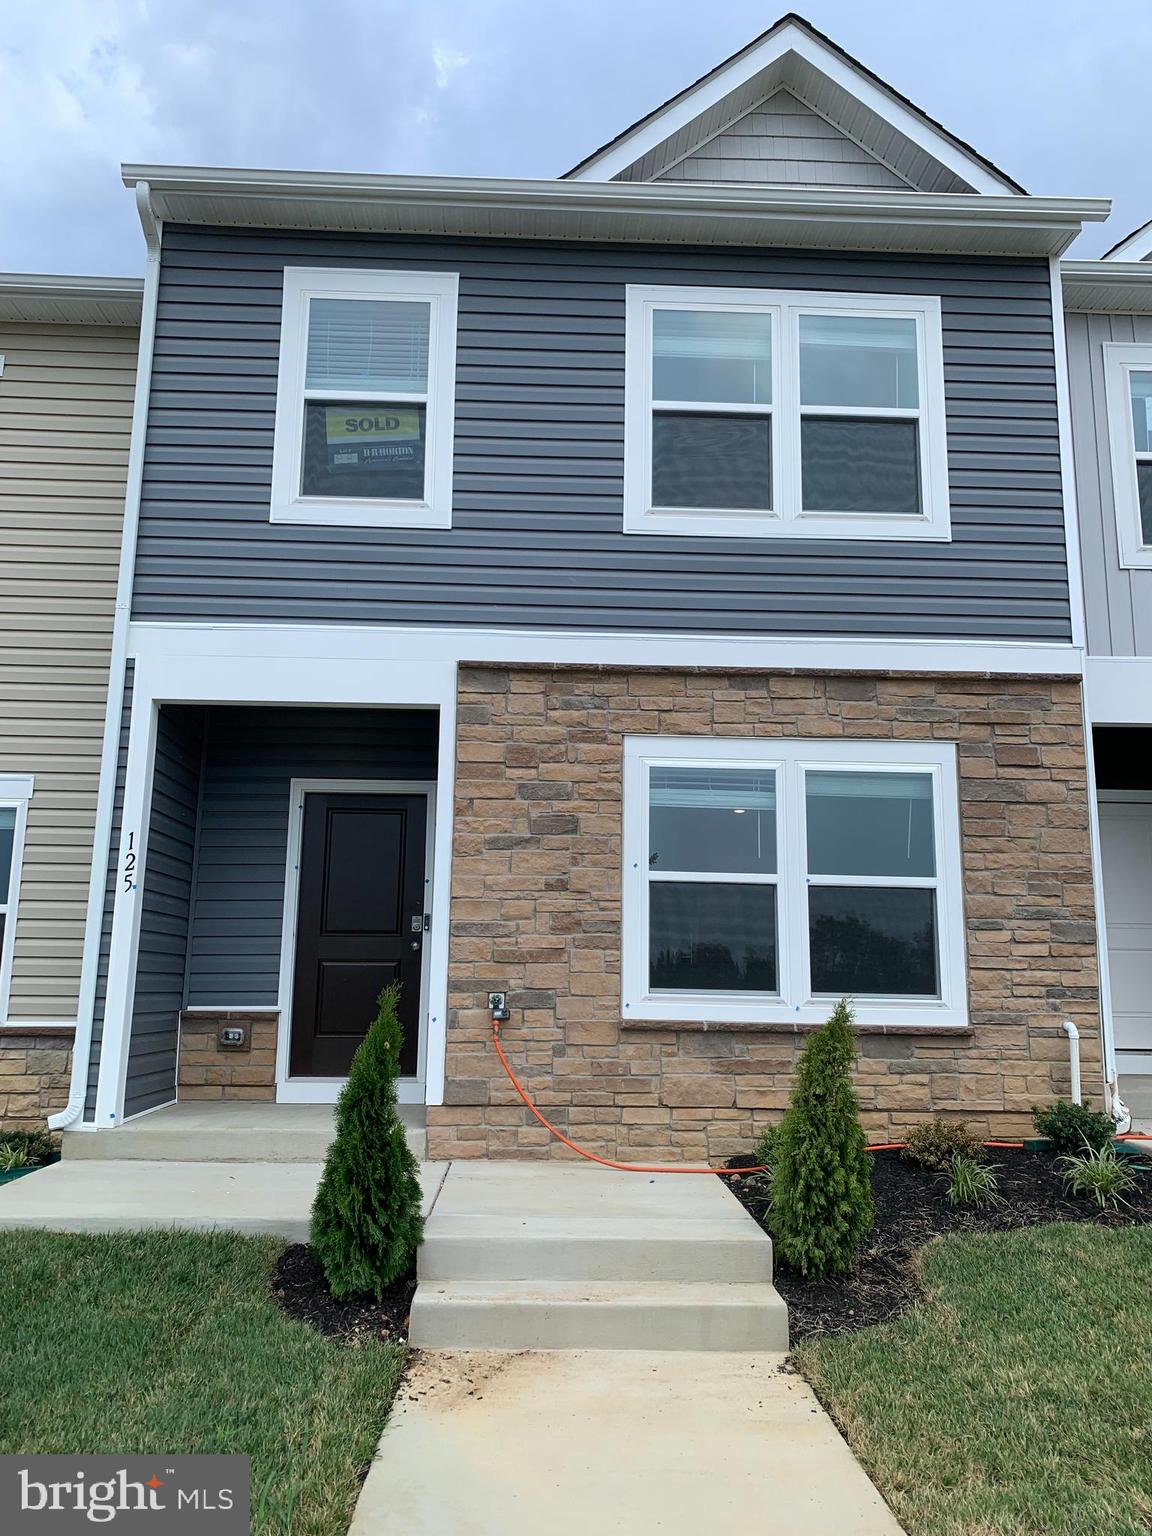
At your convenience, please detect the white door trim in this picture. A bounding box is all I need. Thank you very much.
[276,778,437,1105]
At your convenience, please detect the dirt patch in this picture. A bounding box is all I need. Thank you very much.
[396,1350,530,1409]
[725,1146,1152,1342]
[271,1243,415,1344]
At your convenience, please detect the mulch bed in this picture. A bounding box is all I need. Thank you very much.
[725,1146,1152,1342]
[271,1244,416,1344]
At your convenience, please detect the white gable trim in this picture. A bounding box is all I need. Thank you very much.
[1103,218,1152,263]
[568,20,1019,195]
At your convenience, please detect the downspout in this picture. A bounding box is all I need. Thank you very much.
[1062,1019,1082,1105]
[1047,255,1129,1132]
[50,182,162,1129]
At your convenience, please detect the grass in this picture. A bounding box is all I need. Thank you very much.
[0,1229,405,1536]
[798,1223,1152,1536]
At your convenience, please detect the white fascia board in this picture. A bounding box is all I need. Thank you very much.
[121,165,1107,257]
[1061,261,1152,315]
[126,620,1084,679]
[565,21,1018,193]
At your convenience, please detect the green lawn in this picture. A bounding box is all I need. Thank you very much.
[798,1223,1152,1536]
[0,1229,404,1536]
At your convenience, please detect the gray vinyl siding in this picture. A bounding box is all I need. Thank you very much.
[0,321,136,1022]
[655,91,910,188]
[185,706,438,1007]
[123,705,204,1118]
[1065,310,1152,656]
[133,226,1072,641]
[84,661,133,1120]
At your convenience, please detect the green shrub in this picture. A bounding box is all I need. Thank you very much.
[310,985,424,1299]
[0,1129,56,1169]
[769,999,873,1279]
[943,1154,1004,1209]
[1031,1099,1115,1157]
[752,1123,780,1172]
[902,1119,984,1171]
[1059,1143,1145,1210]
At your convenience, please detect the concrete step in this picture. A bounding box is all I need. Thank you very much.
[418,1214,774,1282]
[62,1101,426,1163]
[409,1279,789,1352]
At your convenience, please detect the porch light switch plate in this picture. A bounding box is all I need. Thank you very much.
[218,1023,249,1051]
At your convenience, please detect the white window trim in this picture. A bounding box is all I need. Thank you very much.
[1103,342,1152,570]
[270,267,458,530]
[623,284,951,541]
[622,738,967,1029]
[0,774,34,1027]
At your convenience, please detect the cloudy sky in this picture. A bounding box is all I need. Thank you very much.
[1,0,1146,275]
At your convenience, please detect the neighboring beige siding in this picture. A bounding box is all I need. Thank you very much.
[0,321,137,1022]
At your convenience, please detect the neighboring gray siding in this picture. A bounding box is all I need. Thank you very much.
[1066,310,1152,656]
[656,91,910,188]
[185,706,438,1006]
[84,661,133,1121]
[123,705,203,1117]
[134,226,1071,640]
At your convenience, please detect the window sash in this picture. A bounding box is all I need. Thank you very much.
[626,739,964,1027]
[625,286,949,541]
[1104,344,1152,568]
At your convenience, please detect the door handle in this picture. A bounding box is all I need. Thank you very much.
[410,939,421,952]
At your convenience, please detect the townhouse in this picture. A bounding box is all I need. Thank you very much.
[8,14,1144,1161]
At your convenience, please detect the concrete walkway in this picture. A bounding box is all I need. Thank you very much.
[0,1159,448,1241]
[352,1349,905,1536]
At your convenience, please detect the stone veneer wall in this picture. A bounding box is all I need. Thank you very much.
[428,665,1101,1162]
[176,1011,278,1099]
[0,1030,72,1127]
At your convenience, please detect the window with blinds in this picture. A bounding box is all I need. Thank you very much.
[271,268,459,529]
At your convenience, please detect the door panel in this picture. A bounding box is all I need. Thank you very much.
[289,792,427,1078]
[1099,801,1152,1071]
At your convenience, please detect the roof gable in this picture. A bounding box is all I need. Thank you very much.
[1103,217,1152,262]
[566,13,1023,195]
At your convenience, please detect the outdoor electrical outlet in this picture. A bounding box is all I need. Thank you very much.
[218,1024,249,1051]
[488,992,510,1020]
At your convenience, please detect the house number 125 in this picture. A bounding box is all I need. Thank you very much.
[123,832,137,894]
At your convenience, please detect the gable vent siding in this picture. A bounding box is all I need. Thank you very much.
[133,226,1070,642]
[656,93,911,189]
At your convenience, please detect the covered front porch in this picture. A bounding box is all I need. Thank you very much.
[82,632,457,1134]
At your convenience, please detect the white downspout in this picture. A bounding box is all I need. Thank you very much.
[1062,1019,1082,1105]
[50,183,162,1130]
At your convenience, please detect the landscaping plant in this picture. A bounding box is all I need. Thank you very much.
[769,999,873,1279]
[1031,1098,1115,1156]
[752,1122,780,1173]
[1059,1143,1145,1210]
[943,1154,1004,1209]
[310,984,424,1299]
[901,1119,983,1171]
[0,1129,56,1168]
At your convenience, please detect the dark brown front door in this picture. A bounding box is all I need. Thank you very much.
[289,792,427,1078]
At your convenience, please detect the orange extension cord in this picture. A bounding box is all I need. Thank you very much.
[491,1016,1152,1174]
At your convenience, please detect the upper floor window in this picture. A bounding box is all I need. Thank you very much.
[623,285,950,541]
[1104,343,1152,569]
[271,268,458,529]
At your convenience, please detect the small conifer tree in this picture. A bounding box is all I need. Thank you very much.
[769,999,873,1279]
[310,984,424,1298]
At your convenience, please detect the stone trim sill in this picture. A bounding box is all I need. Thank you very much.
[621,1018,975,1038]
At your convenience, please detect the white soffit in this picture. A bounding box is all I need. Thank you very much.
[0,274,143,327]
[1061,261,1152,315]
[564,15,1023,196]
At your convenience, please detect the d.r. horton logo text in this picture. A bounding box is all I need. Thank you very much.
[20,1468,234,1523]
[1,1456,249,1534]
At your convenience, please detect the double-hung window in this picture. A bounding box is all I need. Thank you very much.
[624,285,949,540]
[1104,343,1152,568]
[271,268,458,529]
[623,739,965,1029]
[0,776,32,1025]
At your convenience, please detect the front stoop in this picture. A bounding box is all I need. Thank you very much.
[61,1101,426,1162]
[408,1162,788,1351]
